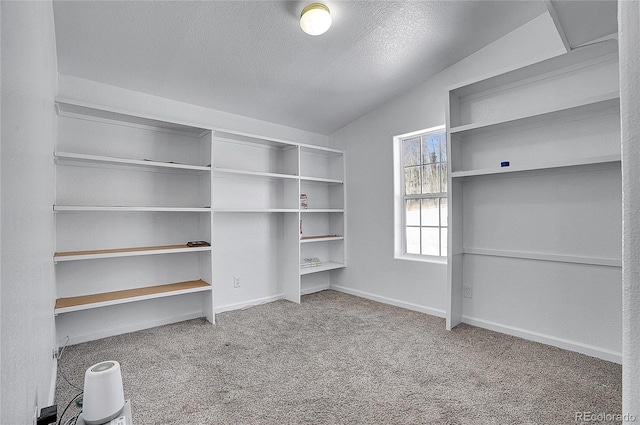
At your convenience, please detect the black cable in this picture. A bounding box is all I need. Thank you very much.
[63,413,80,425]
[57,360,83,391]
[58,392,83,425]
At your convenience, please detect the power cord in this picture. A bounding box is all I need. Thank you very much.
[56,336,83,392]
[57,392,82,425]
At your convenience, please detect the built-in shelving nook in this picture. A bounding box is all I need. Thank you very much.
[210,131,346,308]
[445,40,622,357]
[55,101,346,344]
[54,100,214,345]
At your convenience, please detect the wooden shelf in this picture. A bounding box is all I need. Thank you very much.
[450,154,621,179]
[300,261,345,275]
[54,279,211,314]
[54,244,211,262]
[55,151,210,174]
[54,205,211,213]
[300,235,343,243]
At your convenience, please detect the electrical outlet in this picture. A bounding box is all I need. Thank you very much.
[233,276,241,288]
[463,285,472,299]
[53,348,59,359]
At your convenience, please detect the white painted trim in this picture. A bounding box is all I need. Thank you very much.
[64,312,204,346]
[461,315,621,364]
[395,124,446,140]
[215,293,285,314]
[330,284,447,318]
[48,359,58,406]
[544,0,571,53]
[301,283,331,295]
[463,247,622,268]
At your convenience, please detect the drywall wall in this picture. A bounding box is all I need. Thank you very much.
[57,75,329,148]
[329,12,566,315]
[620,0,640,419]
[328,10,623,360]
[1,1,58,422]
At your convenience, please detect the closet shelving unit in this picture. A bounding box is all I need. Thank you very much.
[54,101,346,343]
[210,131,345,304]
[446,40,621,330]
[54,100,215,341]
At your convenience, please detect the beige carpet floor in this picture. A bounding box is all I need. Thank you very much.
[55,290,621,424]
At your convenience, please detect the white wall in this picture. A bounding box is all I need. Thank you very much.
[1,1,58,422]
[329,12,566,315]
[619,0,640,419]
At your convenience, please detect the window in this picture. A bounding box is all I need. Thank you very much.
[394,126,447,260]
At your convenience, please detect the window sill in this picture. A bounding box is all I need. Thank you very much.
[395,253,448,265]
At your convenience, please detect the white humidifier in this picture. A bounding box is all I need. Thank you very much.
[81,360,125,424]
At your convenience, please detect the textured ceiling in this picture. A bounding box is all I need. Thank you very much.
[52,1,615,135]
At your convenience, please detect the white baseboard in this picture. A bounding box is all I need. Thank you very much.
[330,284,447,318]
[48,358,58,406]
[215,293,285,314]
[64,311,204,346]
[301,283,331,295]
[462,315,622,364]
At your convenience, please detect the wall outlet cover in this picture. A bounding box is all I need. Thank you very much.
[463,286,473,299]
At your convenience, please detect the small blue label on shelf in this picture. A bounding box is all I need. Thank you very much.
[501,161,510,167]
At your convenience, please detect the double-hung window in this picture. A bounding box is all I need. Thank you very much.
[394,125,447,260]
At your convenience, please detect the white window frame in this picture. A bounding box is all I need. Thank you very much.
[393,125,447,263]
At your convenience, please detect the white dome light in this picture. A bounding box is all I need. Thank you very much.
[300,3,332,36]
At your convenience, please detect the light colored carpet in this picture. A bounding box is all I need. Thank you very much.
[55,290,621,424]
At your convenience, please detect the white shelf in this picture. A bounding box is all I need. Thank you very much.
[450,92,620,137]
[451,154,621,179]
[56,99,210,138]
[212,208,299,213]
[300,176,343,185]
[300,209,344,213]
[299,261,345,275]
[54,205,211,212]
[299,145,344,157]
[212,167,298,180]
[450,40,618,99]
[300,235,344,243]
[54,279,212,314]
[54,244,212,262]
[55,151,210,174]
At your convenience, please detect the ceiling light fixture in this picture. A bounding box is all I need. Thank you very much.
[300,3,332,36]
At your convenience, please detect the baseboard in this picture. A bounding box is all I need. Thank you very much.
[330,285,447,318]
[462,315,622,364]
[64,311,204,346]
[301,283,331,295]
[48,358,58,406]
[215,293,285,314]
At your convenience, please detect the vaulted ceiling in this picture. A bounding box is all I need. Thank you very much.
[52,1,618,135]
